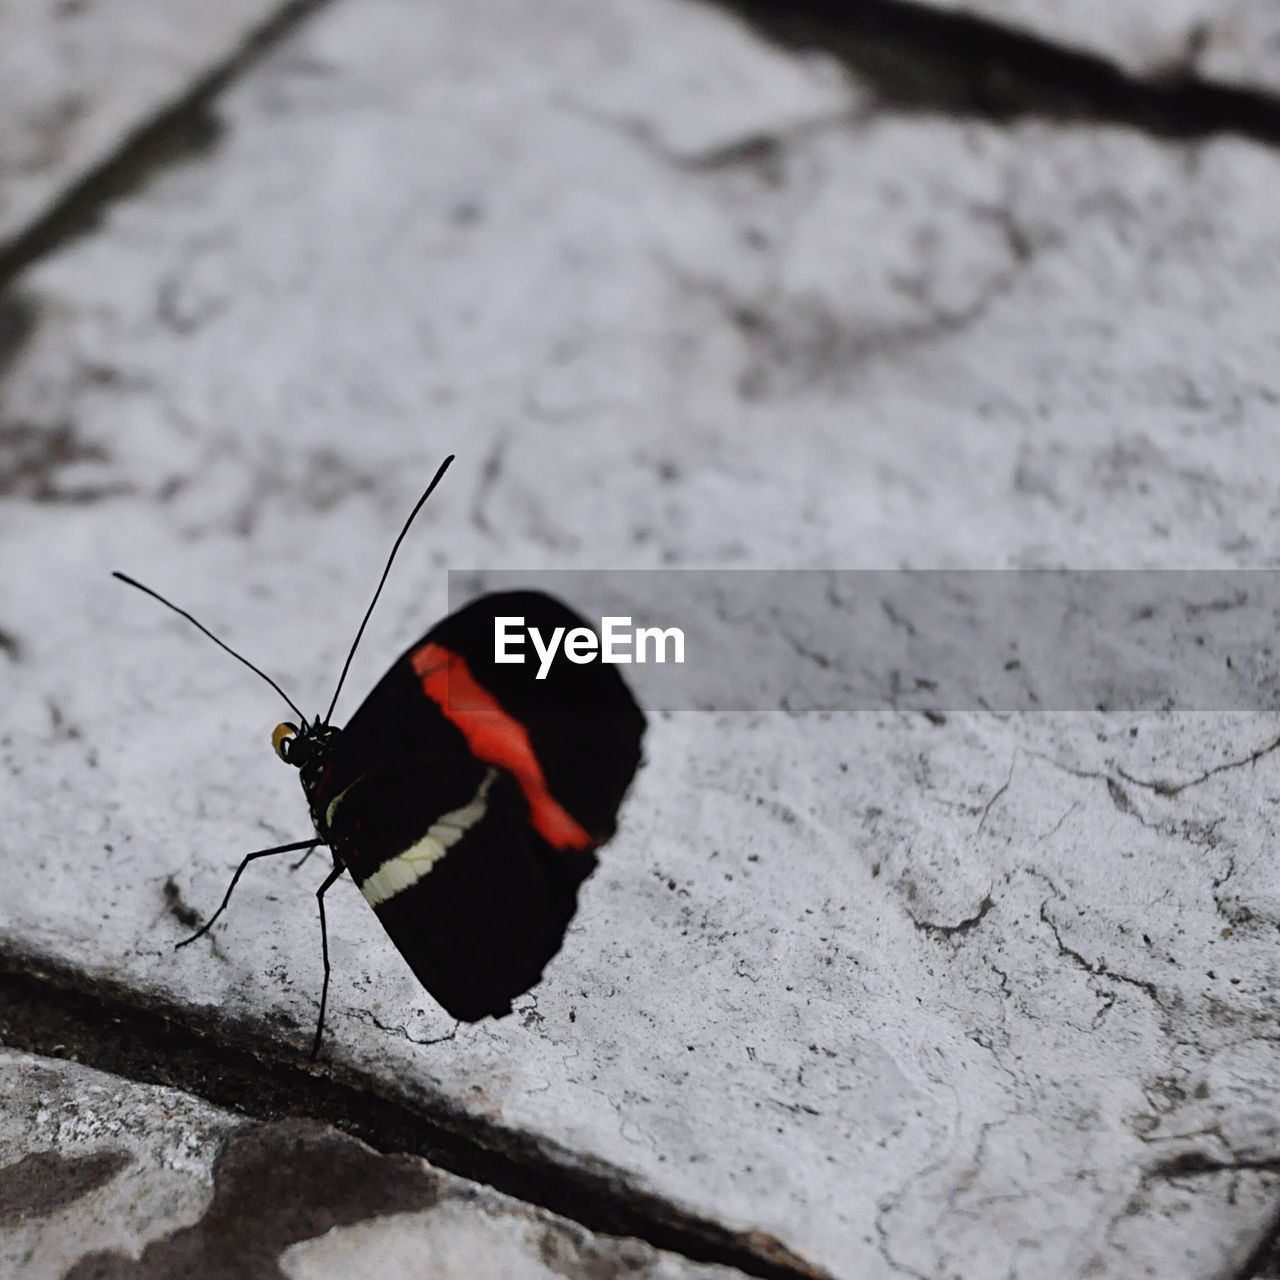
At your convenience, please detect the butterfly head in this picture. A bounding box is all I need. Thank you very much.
[272,717,339,770]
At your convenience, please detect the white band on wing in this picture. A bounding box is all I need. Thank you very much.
[359,768,497,908]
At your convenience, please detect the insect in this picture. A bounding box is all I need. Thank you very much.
[114,456,646,1056]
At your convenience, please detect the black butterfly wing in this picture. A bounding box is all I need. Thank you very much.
[305,591,645,1020]
[322,751,588,1020]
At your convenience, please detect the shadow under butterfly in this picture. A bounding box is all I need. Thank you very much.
[115,456,646,1057]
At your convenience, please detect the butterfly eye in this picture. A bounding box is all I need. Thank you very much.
[272,722,300,762]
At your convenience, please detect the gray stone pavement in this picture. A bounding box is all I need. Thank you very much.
[3,1,1280,1278]
[0,1050,736,1279]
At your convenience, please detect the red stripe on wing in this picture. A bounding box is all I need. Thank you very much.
[411,642,594,852]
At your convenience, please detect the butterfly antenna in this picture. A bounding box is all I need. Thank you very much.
[323,454,455,725]
[112,572,307,721]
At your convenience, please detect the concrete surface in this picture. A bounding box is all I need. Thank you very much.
[0,1049,734,1279]
[2,0,1280,1278]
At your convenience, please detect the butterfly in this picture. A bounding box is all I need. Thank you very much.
[115,456,646,1056]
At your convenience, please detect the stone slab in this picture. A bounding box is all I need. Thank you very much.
[0,0,312,257]
[0,1049,734,1279]
[2,0,1280,1277]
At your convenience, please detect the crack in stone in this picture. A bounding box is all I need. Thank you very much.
[909,892,995,944]
[977,754,1015,832]
[724,0,1280,146]
[1024,750,1231,853]
[0,0,342,288]
[872,1210,934,1280]
[1117,735,1280,797]
[1208,852,1263,935]
[1150,1150,1280,1179]
[1105,776,1140,817]
[562,95,858,174]
[1037,900,1161,1011]
[1035,800,1079,842]
[871,1104,997,1280]
[350,1008,460,1048]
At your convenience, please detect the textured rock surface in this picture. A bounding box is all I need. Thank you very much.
[0,0,305,257]
[0,1050,732,1279]
[0,1051,228,1277]
[3,0,1280,1278]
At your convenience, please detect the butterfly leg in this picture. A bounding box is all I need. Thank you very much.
[175,839,320,949]
[289,845,319,871]
[310,862,345,1059]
